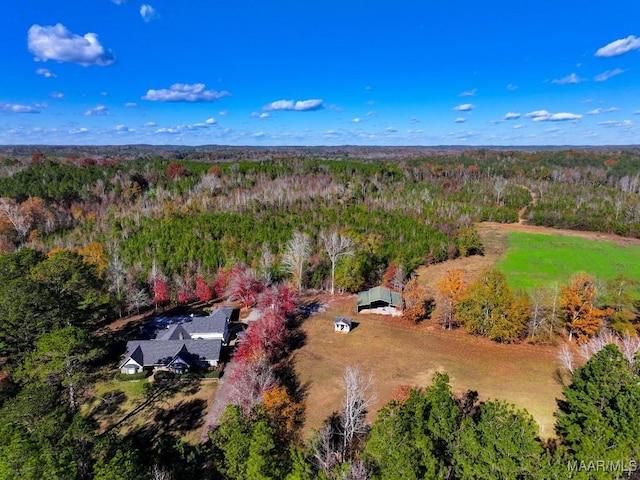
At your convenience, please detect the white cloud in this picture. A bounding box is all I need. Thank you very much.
[28,24,115,66]
[155,127,181,134]
[124,102,139,108]
[409,117,420,123]
[595,35,640,57]
[206,117,216,124]
[84,105,109,116]
[552,73,585,85]
[453,103,473,111]
[143,83,230,102]
[36,68,56,78]
[0,102,40,114]
[251,112,269,119]
[114,124,134,133]
[504,112,521,120]
[587,107,618,115]
[458,88,477,97]
[111,0,125,4]
[593,68,626,82]
[143,121,157,127]
[50,92,65,99]
[70,127,89,134]
[351,117,362,123]
[454,117,466,123]
[525,110,582,122]
[385,127,397,132]
[598,120,633,127]
[140,4,159,22]
[513,124,524,129]
[507,84,518,91]
[263,99,324,112]
[219,110,228,116]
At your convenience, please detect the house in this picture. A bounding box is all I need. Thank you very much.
[120,306,236,375]
[334,317,352,333]
[120,339,222,374]
[356,286,403,316]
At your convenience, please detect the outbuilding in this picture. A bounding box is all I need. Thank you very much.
[356,285,403,316]
[334,317,353,333]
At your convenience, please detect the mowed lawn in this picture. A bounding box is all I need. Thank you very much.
[295,295,562,439]
[497,232,640,292]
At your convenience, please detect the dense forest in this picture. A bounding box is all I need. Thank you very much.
[0,146,639,478]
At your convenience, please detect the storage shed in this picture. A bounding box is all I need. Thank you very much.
[334,317,353,333]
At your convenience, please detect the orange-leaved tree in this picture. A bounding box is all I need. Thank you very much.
[437,269,466,329]
[560,272,611,343]
[403,277,434,323]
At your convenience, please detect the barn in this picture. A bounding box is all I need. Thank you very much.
[356,286,403,316]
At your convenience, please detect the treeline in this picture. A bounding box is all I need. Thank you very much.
[435,269,640,344]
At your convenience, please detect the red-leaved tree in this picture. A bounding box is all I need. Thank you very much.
[153,278,170,308]
[257,283,299,318]
[235,311,290,364]
[195,275,213,302]
[225,265,265,308]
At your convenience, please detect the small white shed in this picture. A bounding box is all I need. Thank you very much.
[334,317,353,334]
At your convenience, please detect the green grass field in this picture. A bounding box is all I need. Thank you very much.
[497,232,640,293]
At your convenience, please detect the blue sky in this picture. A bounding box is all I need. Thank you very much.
[1,1,640,146]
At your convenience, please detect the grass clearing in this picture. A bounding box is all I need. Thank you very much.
[497,232,640,292]
[84,375,219,444]
[295,295,562,439]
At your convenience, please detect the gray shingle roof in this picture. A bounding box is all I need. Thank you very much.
[181,307,234,336]
[122,339,222,368]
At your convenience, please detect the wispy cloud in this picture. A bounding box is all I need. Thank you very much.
[28,24,115,66]
[140,5,159,22]
[458,89,477,97]
[263,99,324,112]
[595,35,640,57]
[35,68,56,78]
[124,102,139,108]
[454,117,466,123]
[385,127,397,132]
[251,112,270,119]
[506,84,518,91]
[504,112,521,120]
[586,107,618,115]
[143,83,230,102]
[206,117,216,125]
[143,121,157,127]
[351,117,363,123]
[114,124,134,133]
[593,68,626,82]
[111,0,126,4]
[0,102,41,114]
[453,103,473,112]
[552,73,585,85]
[50,92,65,99]
[84,105,109,116]
[598,119,633,128]
[524,110,582,121]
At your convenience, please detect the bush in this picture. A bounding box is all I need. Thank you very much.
[115,370,149,381]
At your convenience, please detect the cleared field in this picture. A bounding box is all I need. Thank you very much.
[497,232,640,292]
[295,295,562,439]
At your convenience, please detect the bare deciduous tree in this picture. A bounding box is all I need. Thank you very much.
[341,365,376,459]
[150,463,173,480]
[321,230,354,294]
[557,344,574,374]
[282,231,312,291]
[493,176,508,204]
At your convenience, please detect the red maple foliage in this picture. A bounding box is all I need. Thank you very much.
[234,311,290,364]
[165,162,187,180]
[195,276,213,302]
[225,265,265,308]
[257,283,299,318]
[153,278,170,306]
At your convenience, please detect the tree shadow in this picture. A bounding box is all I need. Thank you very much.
[275,356,310,405]
[92,389,127,416]
[153,398,207,436]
